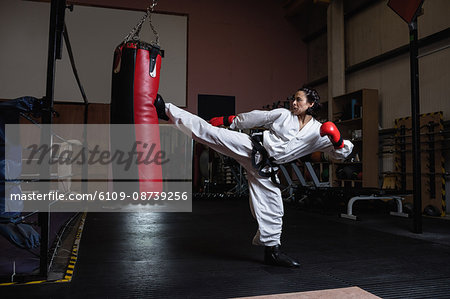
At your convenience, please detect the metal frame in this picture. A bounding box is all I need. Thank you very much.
[279,159,411,221]
[39,0,68,278]
[40,0,89,279]
[340,195,409,220]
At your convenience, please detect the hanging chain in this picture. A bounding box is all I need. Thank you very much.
[122,0,160,46]
[147,0,160,46]
[122,12,148,43]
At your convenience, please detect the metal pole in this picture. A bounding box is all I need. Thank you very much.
[409,20,422,233]
[40,0,67,277]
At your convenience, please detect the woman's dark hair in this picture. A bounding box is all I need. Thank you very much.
[298,86,321,117]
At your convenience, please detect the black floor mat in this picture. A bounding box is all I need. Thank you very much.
[1,199,450,298]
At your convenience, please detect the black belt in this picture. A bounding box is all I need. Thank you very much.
[250,133,279,185]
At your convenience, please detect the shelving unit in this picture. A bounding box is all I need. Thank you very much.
[331,89,379,188]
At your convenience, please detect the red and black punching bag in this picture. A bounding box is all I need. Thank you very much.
[110,40,163,194]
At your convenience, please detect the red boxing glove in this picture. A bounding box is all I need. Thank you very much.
[320,121,344,149]
[209,115,236,127]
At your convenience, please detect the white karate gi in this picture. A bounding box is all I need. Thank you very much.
[166,104,353,246]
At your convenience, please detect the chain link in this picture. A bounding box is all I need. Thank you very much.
[122,0,159,46]
[148,0,160,46]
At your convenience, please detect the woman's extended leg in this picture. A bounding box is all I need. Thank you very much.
[165,103,254,165]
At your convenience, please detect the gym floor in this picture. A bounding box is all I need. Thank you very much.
[2,199,450,298]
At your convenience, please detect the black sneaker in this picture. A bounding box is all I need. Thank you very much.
[264,245,300,268]
[154,94,169,121]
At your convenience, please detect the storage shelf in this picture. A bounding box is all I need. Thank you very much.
[331,89,379,188]
[336,117,362,123]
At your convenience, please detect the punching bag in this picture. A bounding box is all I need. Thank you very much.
[110,40,163,194]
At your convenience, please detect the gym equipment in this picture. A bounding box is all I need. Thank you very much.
[394,113,445,216]
[1,99,25,221]
[278,159,409,220]
[192,141,248,200]
[0,97,49,220]
[110,2,164,193]
[0,98,43,251]
[423,204,440,217]
[336,164,361,180]
[340,193,408,220]
[221,155,248,197]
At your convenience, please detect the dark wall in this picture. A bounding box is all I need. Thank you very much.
[69,0,308,114]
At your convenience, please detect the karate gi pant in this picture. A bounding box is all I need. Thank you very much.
[166,103,283,246]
